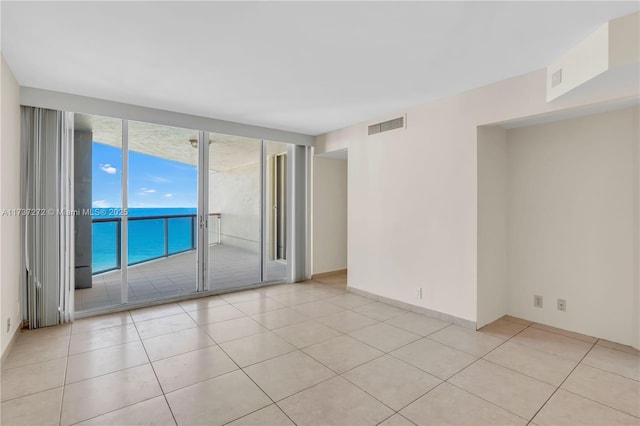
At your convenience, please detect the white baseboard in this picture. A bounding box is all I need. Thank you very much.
[347,285,477,330]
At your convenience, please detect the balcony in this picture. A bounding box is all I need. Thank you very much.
[75,213,286,311]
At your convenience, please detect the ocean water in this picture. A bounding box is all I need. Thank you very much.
[92,207,197,273]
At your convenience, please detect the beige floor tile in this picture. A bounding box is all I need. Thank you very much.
[220,290,262,304]
[166,370,271,426]
[384,312,451,336]
[292,300,345,318]
[562,364,640,417]
[484,341,577,386]
[273,320,342,348]
[227,404,295,426]
[134,313,198,339]
[533,389,639,426]
[220,331,296,367]
[302,287,346,300]
[308,282,345,291]
[0,387,63,426]
[349,322,421,353]
[12,324,71,344]
[77,396,176,425]
[254,284,304,297]
[179,295,227,312]
[233,297,286,315]
[390,338,476,380]
[66,340,149,384]
[142,327,215,361]
[153,345,238,392]
[530,323,598,343]
[69,324,140,355]
[202,316,267,343]
[429,325,505,357]
[268,290,322,306]
[343,355,441,411]
[312,271,347,285]
[501,315,533,326]
[72,312,133,335]
[597,339,640,355]
[1,357,66,402]
[353,302,407,321]
[302,335,384,373]
[582,345,640,381]
[449,359,556,419]
[317,310,379,333]
[478,318,529,339]
[511,327,594,361]
[251,307,309,329]
[324,293,375,309]
[2,335,69,370]
[244,351,335,401]
[400,382,527,426]
[13,282,640,426]
[60,364,162,426]
[278,376,394,426]
[187,304,246,326]
[378,414,417,425]
[130,303,185,322]
[295,280,321,287]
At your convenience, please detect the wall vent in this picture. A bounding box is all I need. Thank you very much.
[551,68,563,87]
[368,116,405,135]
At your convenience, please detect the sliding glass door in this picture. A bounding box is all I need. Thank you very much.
[74,114,302,313]
[207,133,262,292]
[126,121,200,302]
[264,141,290,282]
[74,113,123,311]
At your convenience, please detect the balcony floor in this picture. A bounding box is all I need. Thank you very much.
[75,244,287,312]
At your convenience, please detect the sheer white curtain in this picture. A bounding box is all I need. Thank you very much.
[21,107,75,328]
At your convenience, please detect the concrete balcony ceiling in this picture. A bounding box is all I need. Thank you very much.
[75,113,285,171]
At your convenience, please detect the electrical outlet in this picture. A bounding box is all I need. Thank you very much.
[417,287,423,299]
[6,318,10,333]
[557,299,567,312]
[534,295,543,308]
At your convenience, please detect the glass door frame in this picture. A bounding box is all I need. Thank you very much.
[112,126,304,308]
[200,134,282,292]
[120,120,129,303]
[197,130,209,292]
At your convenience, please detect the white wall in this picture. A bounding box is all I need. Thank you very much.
[506,107,638,346]
[1,55,22,357]
[477,126,508,328]
[209,162,261,253]
[312,156,348,275]
[316,66,638,331]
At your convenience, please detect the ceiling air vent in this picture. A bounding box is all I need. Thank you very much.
[368,116,405,135]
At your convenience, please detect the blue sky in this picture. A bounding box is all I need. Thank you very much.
[92,142,197,208]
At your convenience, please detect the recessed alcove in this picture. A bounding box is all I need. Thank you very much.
[477,104,639,348]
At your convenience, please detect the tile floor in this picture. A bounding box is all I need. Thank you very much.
[75,245,287,312]
[2,272,639,426]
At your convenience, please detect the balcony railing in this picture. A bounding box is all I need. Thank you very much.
[92,213,221,275]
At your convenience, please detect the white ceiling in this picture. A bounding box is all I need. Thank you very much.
[2,1,638,136]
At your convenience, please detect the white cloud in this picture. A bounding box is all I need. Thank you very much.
[147,175,169,183]
[99,163,116,174]
[164,193,173,198]
[92,200,110,208]
[139,188,156,194]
